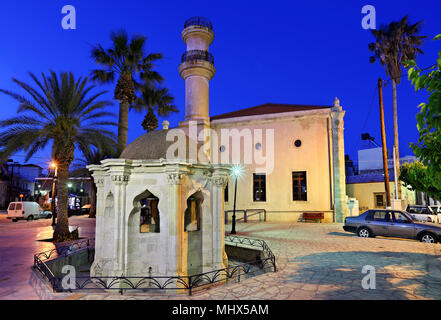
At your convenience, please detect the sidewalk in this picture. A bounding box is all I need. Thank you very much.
[2,218,441,300]
[0,215,95,300]
[78,222,441,300]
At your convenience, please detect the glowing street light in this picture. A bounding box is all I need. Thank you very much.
[50,161,58,226]
[230,165,243,235]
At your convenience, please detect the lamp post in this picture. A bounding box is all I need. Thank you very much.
[231,166,242,235]
[50,162,58,226]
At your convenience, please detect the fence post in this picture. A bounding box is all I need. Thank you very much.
[188,276,192,296]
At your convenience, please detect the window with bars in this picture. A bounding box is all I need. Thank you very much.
[253,173,266,202]
[292,171,307,201]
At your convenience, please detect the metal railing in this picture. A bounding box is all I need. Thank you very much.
[225,209,267,224]
[181,50,214,65]
[184,17,213,30]
[33,238,94,291]
[33,236,276,296]
[225,235,276,272]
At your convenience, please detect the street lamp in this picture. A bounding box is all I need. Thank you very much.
[50,162,58,226]
[230,165,243,235]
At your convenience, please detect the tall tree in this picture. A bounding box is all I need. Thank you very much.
[91,29,164,154]
[400,161,441,201]
[0,71,116,242]
[369,15,426,199]
[131,85,178,132]
[402,34,441,202]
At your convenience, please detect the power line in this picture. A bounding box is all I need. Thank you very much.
[383,64,437,86]
[352,83,378,155]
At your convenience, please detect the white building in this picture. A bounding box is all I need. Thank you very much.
[90,17,353,282]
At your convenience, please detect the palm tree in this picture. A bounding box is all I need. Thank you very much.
[369,15,426,199]
[0,71,116,242]
[131,85,178,132]
[91,29,164,154]
[71,146,116,219]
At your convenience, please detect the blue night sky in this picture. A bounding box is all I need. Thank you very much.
[0,0,440,170]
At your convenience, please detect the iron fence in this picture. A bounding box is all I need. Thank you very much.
[34,236,276,296]
[225,209,267,224]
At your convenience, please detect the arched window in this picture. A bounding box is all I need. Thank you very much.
[184,191,203,232]
[139,194,160,233]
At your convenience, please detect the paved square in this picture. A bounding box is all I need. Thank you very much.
[1,212,441,300]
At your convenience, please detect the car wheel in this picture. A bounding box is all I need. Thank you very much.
[27,215,34,222]
[12,219,18,223]
[47,214,52,219]
[420,232,437,244]
[358,227,371,238]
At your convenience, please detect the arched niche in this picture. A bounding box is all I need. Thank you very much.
[184,190,204,232]
[185,190,205,276]
[130,189,160,233]
[104,192,114,217]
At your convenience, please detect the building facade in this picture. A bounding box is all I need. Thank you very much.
[210,100,350,223]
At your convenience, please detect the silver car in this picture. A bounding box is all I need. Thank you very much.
[343,209,441,243]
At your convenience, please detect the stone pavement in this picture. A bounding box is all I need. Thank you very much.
[80,222,441,300]
[0,213,95,300]
[1,214,441,300]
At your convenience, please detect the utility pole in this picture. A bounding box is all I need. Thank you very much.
[378,78,391,208]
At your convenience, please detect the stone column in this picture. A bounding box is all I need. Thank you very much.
[331,98,349,223]
[110,173,129,275]
[166,171,185,276]
[88,165,107,277]
[211,167,230,269]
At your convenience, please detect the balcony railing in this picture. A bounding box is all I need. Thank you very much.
[181,50,214,65]
[184,17,213,30]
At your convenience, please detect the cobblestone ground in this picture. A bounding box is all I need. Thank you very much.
[78,222,441,300]
[2,214,441,300]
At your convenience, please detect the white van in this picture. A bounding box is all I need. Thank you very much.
[7,202,48,222]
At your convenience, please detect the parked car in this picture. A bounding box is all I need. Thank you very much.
[80,204,91,215]
[430,205,441,225]
[68,208,81,217]
[7,201,51,221]
[430,205,441,214]
[405,205,437,223]
[343,209,441,243]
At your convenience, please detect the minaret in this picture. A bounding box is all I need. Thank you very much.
[179,17,215,159]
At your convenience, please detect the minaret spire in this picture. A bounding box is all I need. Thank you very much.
[179,17,216,125]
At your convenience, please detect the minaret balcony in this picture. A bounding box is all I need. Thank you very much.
[181,50,214,66]
[184,17,213,30]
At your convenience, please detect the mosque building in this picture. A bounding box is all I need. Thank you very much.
[88,17,353,280]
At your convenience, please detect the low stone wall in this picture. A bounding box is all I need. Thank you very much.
[225,244,264,263]
[44,248,94,277]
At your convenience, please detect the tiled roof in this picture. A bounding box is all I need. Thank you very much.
[210,103,332,121]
